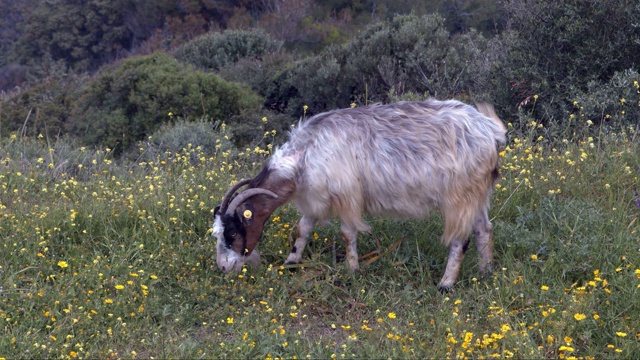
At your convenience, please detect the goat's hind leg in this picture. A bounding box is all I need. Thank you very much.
[284,216,316,265]
[437,204,494,291]
[473,205,494,277]
[437,205,474,292]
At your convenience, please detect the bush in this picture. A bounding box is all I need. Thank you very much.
[146,118,225,155]
[14,0,135,72]
[227,109,294,147]
[570,69,640,130]
[217,51,297,111]
[0,74,86,139]
[174,29,283,72]
[481,0,640,124]
[184,14,489,120]
[286,47,343,115]
[0,64,28,91]
[138,111,292,167]
[339,13,488,101]
[67,52,262,154]
[268,13,490,117]
[135,118,238,164]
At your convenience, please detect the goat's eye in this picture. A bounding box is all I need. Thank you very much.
[229,230,237,237]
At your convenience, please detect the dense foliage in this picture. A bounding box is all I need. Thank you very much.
[175,29,283,72]
[16,0,139,72]
[66,53,261,154]
[0,75,84,139]
[288,13,489,114]
[483,0,640,125]
[0,0,497,77]
[215,14,490,118]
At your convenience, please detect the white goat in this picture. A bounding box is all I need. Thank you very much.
[213,99,506,291]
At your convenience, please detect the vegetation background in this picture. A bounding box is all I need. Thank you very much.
[1,0,639,358]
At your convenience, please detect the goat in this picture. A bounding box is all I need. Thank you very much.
[212,99,506,291]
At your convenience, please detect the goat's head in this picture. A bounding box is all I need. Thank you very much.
[212,179,278,272]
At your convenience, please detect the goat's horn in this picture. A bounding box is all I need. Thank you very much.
[226,188,278,215]
[220,178,253,211]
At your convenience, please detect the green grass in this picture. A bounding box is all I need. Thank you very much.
[1,119,639,359]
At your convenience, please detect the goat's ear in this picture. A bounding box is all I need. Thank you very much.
[239,203,255,226]
[214,205,221,216]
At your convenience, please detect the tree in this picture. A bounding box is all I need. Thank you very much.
[16,0,134,71]
[0,0,28,68]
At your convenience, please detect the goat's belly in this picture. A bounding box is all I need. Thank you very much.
[293,190,332,219]
[364,196,438,219]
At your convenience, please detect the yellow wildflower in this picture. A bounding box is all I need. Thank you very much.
[574,313,586,321]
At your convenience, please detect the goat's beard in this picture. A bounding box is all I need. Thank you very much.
[215,238,262,272]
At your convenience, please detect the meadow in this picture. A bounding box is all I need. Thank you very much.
[1,104,639,359]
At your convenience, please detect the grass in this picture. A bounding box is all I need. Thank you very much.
[1,114,639,359]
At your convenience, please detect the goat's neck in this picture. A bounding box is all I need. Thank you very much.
[252,174,296,218]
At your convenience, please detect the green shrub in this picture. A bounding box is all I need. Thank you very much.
[217,52,297,110]
[14,0,135,72]
[0,75,86,139]
[339,13,487,101]
[174,29,283,72]
[215,51,301,138]
[228,109,294,148]
[482,0,640,124]
[67,53,262,154]
[134,117,245,165]
[141,111,293,158]
[185,14,489,120]
[570,69,640,130]
[145,118,227,155]
[271,13,489,117]
[286,48,343,115]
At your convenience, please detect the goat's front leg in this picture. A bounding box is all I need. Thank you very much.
[284,216,315,265]
[438,237,471,292]
[340,223,360,271]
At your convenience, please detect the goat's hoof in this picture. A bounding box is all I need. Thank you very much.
[437,280,455,294]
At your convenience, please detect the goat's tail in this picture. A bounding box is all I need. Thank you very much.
[476,103,507,144]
